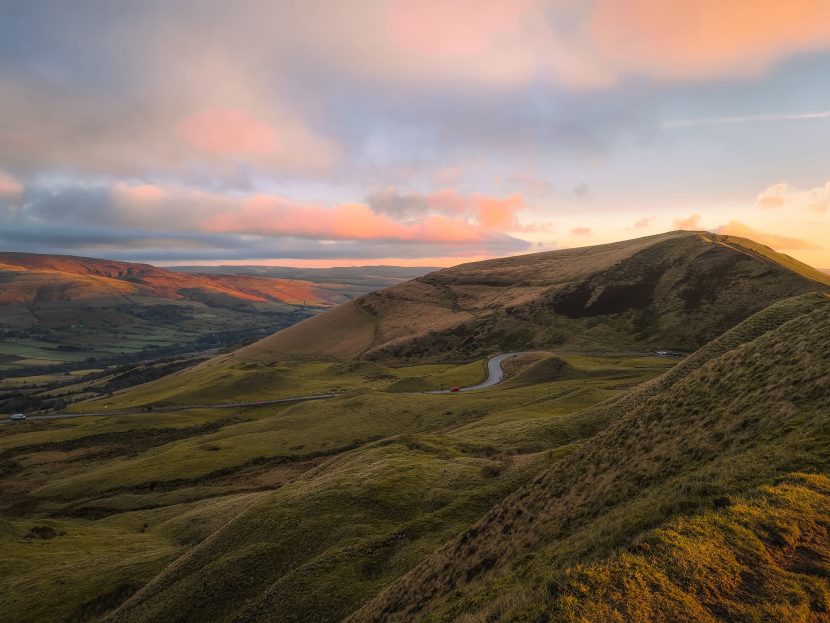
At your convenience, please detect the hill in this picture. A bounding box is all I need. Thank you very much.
[348,292,830,622]
[231,231,830,365]
[0,252,362,371]
[169,265,440,291]
[1,239,828,621]
[0,343,677,622]
[79,231,829,411]
[0,251,355,307]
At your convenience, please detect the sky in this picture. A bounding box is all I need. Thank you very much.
[0,0,829,268]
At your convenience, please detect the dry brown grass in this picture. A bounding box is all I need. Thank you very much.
[234,300,376,361]
[232,231,829,366]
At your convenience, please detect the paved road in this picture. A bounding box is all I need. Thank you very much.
[3,353,529,424]
[427,352,526,394]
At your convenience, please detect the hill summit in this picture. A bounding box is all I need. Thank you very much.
[237,231,830,364]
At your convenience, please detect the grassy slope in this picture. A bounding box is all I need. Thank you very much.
[67,355,491,411]
[348,292,830,622]
[230,231,829,366]
[0,252,370,371]
[0,354,673,622]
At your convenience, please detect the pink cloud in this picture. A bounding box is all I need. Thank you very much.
[475,192,523,230]
[423,190,524,230]
[571,226,592,235]
[632,216,655,229]
[200,194,506,244]
[384,0,532,58]
[0,172,23,198]
[112,182,168,202]
[177,108,279,157]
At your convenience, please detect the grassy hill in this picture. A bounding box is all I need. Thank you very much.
[2,292,819,622]
[0,351,675,622]
[0,252,365,371]
[348,292,830,622]
[239,231,830,365]
[2,236,828,622]
[170,265,441,291]
[65,231,829,413]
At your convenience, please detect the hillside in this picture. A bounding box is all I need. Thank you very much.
[0,252,354,307]
[79,231,829,411]
[0,252,360,371]
[232,231,830,365]
[0,343,677,622]
[170,265,440,291]
[1,242,828,621]
[349,292,830,622]
[30,291,819,623]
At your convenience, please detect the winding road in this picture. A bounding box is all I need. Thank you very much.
[427,351,525,393]
[3,353,529,424]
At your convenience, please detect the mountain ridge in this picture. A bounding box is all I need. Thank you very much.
[235,231,830,365]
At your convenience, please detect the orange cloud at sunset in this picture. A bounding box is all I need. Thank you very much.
[756,181,830,212]
[201,194,509,244]
[716,220,819,250]
[674,214,702,230]
[591,0,830,80]
[473,193,523,230]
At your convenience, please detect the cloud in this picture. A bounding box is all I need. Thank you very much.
[674,214,702,230]
[591,0,830,80]
[570,226,592,235]
[663,110,830,128]
[632,216,655,229]
[366,188,525,230]
[177,108,279,157]
[756,182,830,212]
[715,220,819,250]
[2,180,532,262]
[0,172,23,199]
[506,171,553,197]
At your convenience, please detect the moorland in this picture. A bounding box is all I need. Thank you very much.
[1,231,829,622]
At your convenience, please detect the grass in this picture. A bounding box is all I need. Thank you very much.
[0,351,674,622]
[3,284,828,621]
[236,231,829,366]
[347,292,830,622]
[551,473,830,622]
[66,356,495,412]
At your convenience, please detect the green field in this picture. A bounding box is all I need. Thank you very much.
[0,351,674,622]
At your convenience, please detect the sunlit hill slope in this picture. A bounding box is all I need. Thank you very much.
[238,231,830,365]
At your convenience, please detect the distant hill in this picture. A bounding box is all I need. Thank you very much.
[169,265,440,290]
[0,252,361,370]
[0,252,357,306]
[237,231,830,364]
[349,291,830,622]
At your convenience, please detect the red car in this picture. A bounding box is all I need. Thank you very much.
[450,387,461,392]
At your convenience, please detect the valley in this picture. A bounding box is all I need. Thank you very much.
[5,4,830,621]
[0,254,433,414]
[1,232,829,622]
